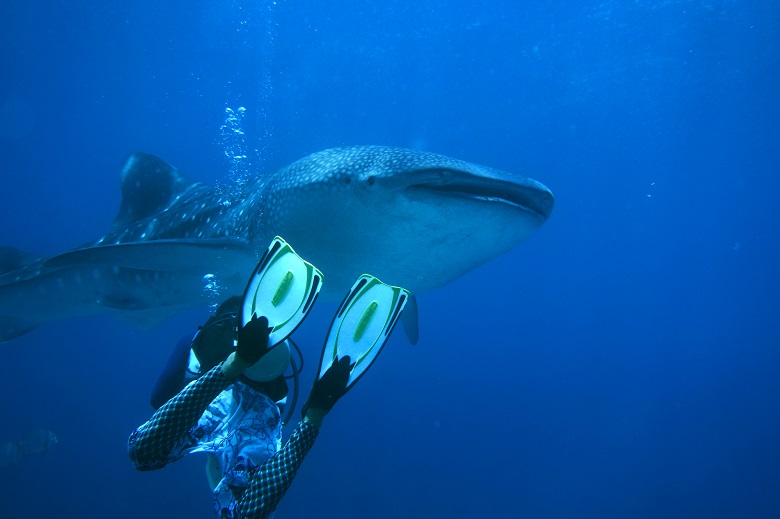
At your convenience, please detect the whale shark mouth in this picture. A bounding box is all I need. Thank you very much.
[406,173,553,220]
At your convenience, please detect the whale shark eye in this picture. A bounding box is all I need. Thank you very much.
[344,177,351,184]
[366,176,376,186]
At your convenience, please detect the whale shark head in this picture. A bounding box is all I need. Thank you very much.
[253,146,554,296]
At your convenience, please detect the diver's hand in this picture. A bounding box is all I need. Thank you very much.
[237,314,272,365]
[301,355,353,420]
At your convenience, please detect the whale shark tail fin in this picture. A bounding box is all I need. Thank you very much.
[0,246,44,342]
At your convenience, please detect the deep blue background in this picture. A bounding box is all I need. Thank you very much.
[1,1,778,517]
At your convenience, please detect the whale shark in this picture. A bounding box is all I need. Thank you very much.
[0,146,553,343]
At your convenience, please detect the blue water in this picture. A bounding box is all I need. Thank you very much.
[1,1,778,517]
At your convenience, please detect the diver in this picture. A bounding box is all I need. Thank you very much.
[129,305,349,518]
[128,236,409,519]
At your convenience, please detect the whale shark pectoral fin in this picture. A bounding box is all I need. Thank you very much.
[0,315,37,343]
[113,305,191,330]
[42,238,257,276]
[400,294,420,345]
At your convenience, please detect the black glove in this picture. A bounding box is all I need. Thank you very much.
[301,355,353,418]
[236,314,272,365]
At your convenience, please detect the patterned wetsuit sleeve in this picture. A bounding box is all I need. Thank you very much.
[128,364,232,471]
[235,421,319,519]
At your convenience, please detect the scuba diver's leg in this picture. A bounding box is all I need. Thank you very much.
[128,363,234,471]
[231,355,353,518]
[231,275,409,517]
[233,420,319,519]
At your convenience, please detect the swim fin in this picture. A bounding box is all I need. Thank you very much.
[241,236,323,381]
[316,274,409,390]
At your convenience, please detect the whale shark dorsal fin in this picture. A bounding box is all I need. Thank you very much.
[0,246,41,276]
[113,152,200,228]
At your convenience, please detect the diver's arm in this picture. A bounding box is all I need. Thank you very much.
[127,358,241,471]
[234,410,324,519]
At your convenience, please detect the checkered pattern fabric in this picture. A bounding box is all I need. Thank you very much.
[129,365,232,471]
[234,421,319,519]
[129,363,320,519]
